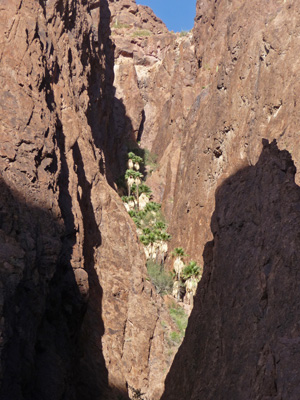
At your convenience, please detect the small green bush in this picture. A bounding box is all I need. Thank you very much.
[147,260,173,295]
[179,30,189,37]
[169,303,188,334]
[169,331,182,344]
[112,21,131,29]
[132,29,152,37]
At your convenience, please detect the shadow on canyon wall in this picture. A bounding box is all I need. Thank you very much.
[0,175,90,400]
[0,0,132,399]
[162,139,300,399]
[87,0,137,188]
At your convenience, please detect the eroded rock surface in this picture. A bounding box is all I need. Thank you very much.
[162,140,300,399]
[0,1,176,399]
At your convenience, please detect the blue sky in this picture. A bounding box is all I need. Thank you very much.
[137,0,196,32]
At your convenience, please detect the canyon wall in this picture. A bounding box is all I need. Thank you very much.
[163,140,300,399]
[110,0,300,266]
[109,0,300,398]
[0,1,176,399]
[2,0,300,399]
[167,0,300,261]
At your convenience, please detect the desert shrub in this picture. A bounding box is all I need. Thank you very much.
[132,29,151,37]
[147,260,173,295]
[179,30,189,37]
[169,331,181,344]
[112,21,131,29]
[169,303,188,334]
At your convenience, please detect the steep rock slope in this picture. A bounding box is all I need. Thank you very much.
[163,140,300,399]
[168,0,300,260]
[0,1,175,399]
[110,0,300,268]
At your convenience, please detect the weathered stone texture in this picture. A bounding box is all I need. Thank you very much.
[0,1,175,399]
[168,0,300,261]
[163,141,300,399]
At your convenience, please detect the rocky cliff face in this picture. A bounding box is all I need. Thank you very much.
[111,0,300,266]
[108,0,300,398]
[167,0,300,260]
[0,1,176,399]
[2,0,300,399]
[163,140,300,399]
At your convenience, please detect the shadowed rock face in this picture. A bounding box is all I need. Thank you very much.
[0,1,176,399]
[162,140,300,399]
[3,0,300,399]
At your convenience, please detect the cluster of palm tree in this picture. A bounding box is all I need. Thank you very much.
[125,152,144,198]
[171,247,202,303]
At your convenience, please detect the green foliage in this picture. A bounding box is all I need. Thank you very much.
[147,260,173,295]
[132,217,142,228]
[155,221,166,230]
[161,320,167,329]
[182,261,201,280]
[140,232,157,246]
[131,183,152,197]
[121,195,135,203]
[169,303,188,334]
[135,183,152,196]
[160,232,171,241]
[121,147,171,249]
[169,331,181,344]
[138,206,170,245]
[179,30,189,37]
[132,29,152,37]
[128,152,143,165]
[171,247,187,258]
[112,21,131,29]
[125,169,143,180]
[128,210,137,218]
[144,201,161,212]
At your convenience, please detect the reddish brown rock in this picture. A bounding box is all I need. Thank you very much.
[163,140,300,399]
[0,1,177,399]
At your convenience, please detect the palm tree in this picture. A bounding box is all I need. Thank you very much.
[128,158,134,169]
[171,247,187,259]
[125,169,136,196]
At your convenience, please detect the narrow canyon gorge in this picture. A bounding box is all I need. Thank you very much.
[1,0,300,399]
